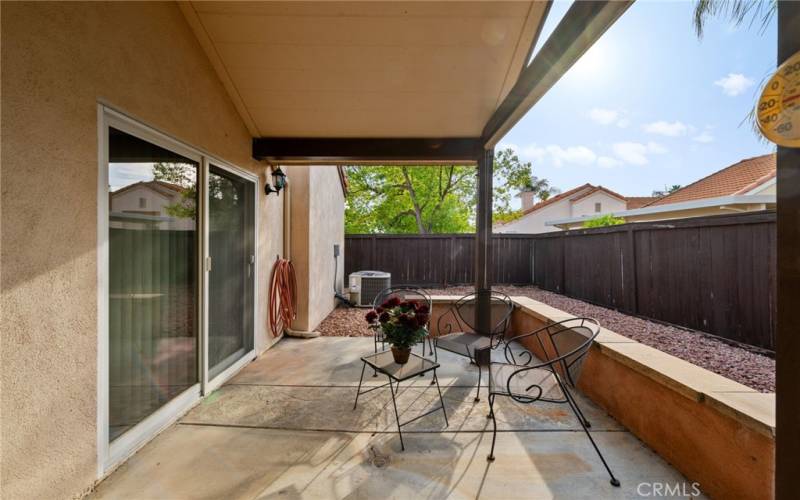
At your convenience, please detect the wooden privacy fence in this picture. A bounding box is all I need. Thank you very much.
[345,211,776,350]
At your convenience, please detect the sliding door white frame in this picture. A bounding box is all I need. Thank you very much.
[202,159,259,395]
[96,105,259,476]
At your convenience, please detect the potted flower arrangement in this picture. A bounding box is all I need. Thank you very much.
[365,297,430,364]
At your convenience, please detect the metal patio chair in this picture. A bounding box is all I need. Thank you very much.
[372,286,435,363]
[485,317,621,487]
[434,291,514,402]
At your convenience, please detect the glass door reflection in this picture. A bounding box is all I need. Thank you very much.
[108,127,199,442]
[207,166,255,379]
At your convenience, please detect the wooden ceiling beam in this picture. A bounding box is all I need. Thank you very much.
[252,137,483,164]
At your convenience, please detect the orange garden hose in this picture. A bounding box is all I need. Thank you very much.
[269,258,297,336]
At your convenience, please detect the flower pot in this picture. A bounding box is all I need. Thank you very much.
[391,346,411,364]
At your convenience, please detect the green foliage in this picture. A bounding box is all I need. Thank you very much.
[345,165,475,233]
[152,162,244,227]
[583,214,626,228]
[693,0,775,38]
[345,148,556,233]
[152,162,197,218]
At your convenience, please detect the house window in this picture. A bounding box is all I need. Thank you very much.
[595,202,602,213]
[139,197,146,208]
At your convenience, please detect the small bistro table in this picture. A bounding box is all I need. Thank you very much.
[353,350,448,450]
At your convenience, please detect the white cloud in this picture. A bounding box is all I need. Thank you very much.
[714,73,754,96]
[516,144,597,167]
[589,108,630,128]
[693,131,714,143]
[643,120,688,137]
[597,156,622,168]
[611,141,667,166]
[646,141,668,154]
[497,142,520,153]
[589,108,619,125]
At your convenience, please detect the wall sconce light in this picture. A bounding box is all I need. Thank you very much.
[265,167,287,196]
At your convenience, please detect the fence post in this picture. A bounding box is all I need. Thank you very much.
[626,227,638,314]
[560,234,566,294]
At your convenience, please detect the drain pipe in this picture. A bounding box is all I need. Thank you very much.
[279,167,320,339]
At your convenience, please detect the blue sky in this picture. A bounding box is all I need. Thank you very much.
[500,0,777,204]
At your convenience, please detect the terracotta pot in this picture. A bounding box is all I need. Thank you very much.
[391,346,411,364]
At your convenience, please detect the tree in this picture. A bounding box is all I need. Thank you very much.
[344,148,552,233]
[693,0,775,38]
[152,162,243,227]
[583,214,625,228]
[693,0,776,139]
[152,162,197,218]
[652,184,682,197]
[345,165,476,233]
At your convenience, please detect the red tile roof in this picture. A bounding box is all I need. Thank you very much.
[570,185,626,203]
[646,154,776,207]
[494,183,594,226]
[520,183,594,214]
[625,196,660,209]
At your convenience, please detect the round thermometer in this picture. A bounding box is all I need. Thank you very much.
[757,50,800,148]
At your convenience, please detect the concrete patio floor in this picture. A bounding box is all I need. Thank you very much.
[91,337,704,499]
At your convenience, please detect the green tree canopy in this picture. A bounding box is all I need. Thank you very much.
[344,148,558,233]
[583,214,626,228]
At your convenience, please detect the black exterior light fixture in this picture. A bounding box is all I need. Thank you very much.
[265,166,287,196]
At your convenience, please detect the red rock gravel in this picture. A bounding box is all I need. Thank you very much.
[316,285,774,392]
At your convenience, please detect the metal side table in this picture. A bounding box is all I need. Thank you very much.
[353,350,448,450]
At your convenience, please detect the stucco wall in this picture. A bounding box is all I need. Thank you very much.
[288,166,345,332]
[570,192,626,218]
[494,198,570,233]
[308,167,346,331]
[1,3,283,498]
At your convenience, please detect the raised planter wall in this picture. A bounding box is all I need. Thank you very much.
[429,296,775,500]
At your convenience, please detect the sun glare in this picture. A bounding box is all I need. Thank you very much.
[567,39,614,83]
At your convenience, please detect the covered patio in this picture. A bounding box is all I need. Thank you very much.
[3,0,798,498]
[91,336,697,499]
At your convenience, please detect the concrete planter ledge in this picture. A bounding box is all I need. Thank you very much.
[507,297,775,500]
[430,294,774,435]
[510,296,775,437]
[428,294,774,498]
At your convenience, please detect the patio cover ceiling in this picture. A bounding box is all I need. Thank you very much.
[180,1,549,140]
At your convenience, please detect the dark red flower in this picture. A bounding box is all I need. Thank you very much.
[418,304,430,314]
[416,313,430,326]
[385,297,401,308]
[379,311,390,323]
[406,300,420,310]
[376,306,384,314]
[365,310,378,323]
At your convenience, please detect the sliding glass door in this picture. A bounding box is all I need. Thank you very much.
[107,127,199,442]
[103,112,258,466]
[207,166,255,379]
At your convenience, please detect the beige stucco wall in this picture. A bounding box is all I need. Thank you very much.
[1,2,283,499]
[495,198,571,233]
[288,166,345,332]
[570,191,627,218]
[308,167,346,330]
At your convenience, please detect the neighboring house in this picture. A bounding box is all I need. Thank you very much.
[110,180,195,230]
[495,184,657,233]
[548,154,776,229]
